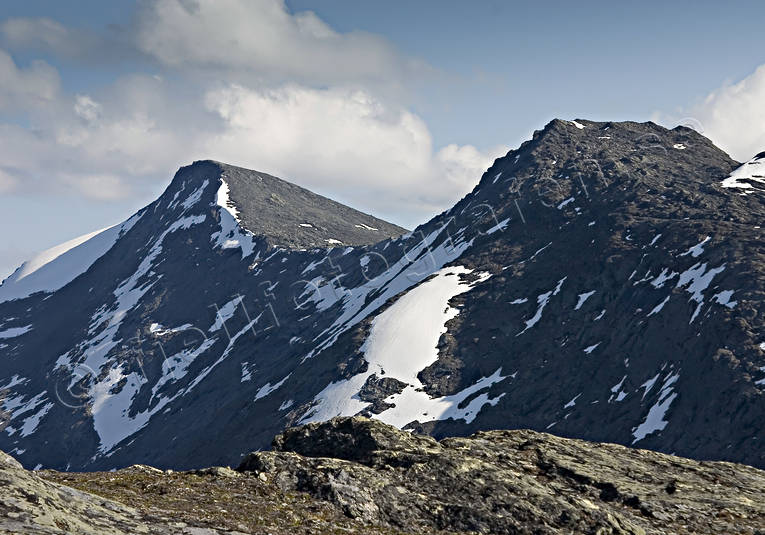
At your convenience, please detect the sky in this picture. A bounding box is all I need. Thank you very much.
[0,0,764,279]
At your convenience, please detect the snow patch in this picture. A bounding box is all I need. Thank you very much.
[574,291,595,310]
[302,222,476,361]
[583,343,600,354]
[712,290,737,309]
[721,154,765,190]
[19,402,54,437]
[255,374,291,401]
[0,325,32,339]
[647,296,670,316]
[564,394,581,408]
[486,218,510,234]
[2,389,52,437]
[632,372,679,443]
[211,178,258,258]
[517,277,566,335]
[676,262,726,322]
[302,266,502,427]
[152,336,218,397]
[209,296,244,333]
[609,376,628,403]
[241,362,255,382]
[651,268,678,288]
[180,179,209,211]
[149,323,192,336]
[679,236,711,258]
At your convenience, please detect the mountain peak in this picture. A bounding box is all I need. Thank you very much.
[530,117,718,149]
[164,160,408,250]
[475,118,740,201]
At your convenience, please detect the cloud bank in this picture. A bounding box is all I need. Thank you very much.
[0,0,503,229]
[134,0,417,86]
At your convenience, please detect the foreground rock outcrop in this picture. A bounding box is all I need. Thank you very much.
[3,417,765,533]
[239,417,765,534]
[0,450,172,535]
[8,450,417,535]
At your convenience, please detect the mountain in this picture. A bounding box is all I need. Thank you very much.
[4,417,764,534]
[0,119,763,473]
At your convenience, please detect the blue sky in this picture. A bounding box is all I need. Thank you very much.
[0,0,764,279]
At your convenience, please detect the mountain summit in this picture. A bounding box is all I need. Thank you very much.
[167,160,408,250]
[0,119,763,472]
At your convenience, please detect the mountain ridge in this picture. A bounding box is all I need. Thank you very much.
[0,118,763,473]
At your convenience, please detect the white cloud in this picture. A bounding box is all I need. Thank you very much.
[0,72,205,200]
[0,2,500,228]
[134,0,416,86]
[658,64,765,162]
[203,85,503,225]
[0,63,501,225]
[74,94,102,123]
[0,49,59,110]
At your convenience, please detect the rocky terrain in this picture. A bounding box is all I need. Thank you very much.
[0,119,763,473]
[2,417,764,534]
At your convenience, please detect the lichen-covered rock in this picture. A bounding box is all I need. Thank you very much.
[239,417,765,534]
[0,449,157,534]
[264,415,441,464]
[5,417,765,534]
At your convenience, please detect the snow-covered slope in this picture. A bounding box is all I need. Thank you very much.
[721,151,765,191]
[302,266,504,427]
[0,217,140,303]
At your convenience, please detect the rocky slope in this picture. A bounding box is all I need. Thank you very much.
[3,417,764,534]
[0,119,763,472]
[0,448,189,535]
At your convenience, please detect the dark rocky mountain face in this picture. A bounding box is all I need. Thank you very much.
[212,163,408,249]
[0,119,763,473]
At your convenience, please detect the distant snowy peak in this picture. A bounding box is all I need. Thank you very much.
[722,152,765,191]
[0,214,142,304]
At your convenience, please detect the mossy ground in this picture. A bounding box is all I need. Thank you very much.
[40,466,451,535]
